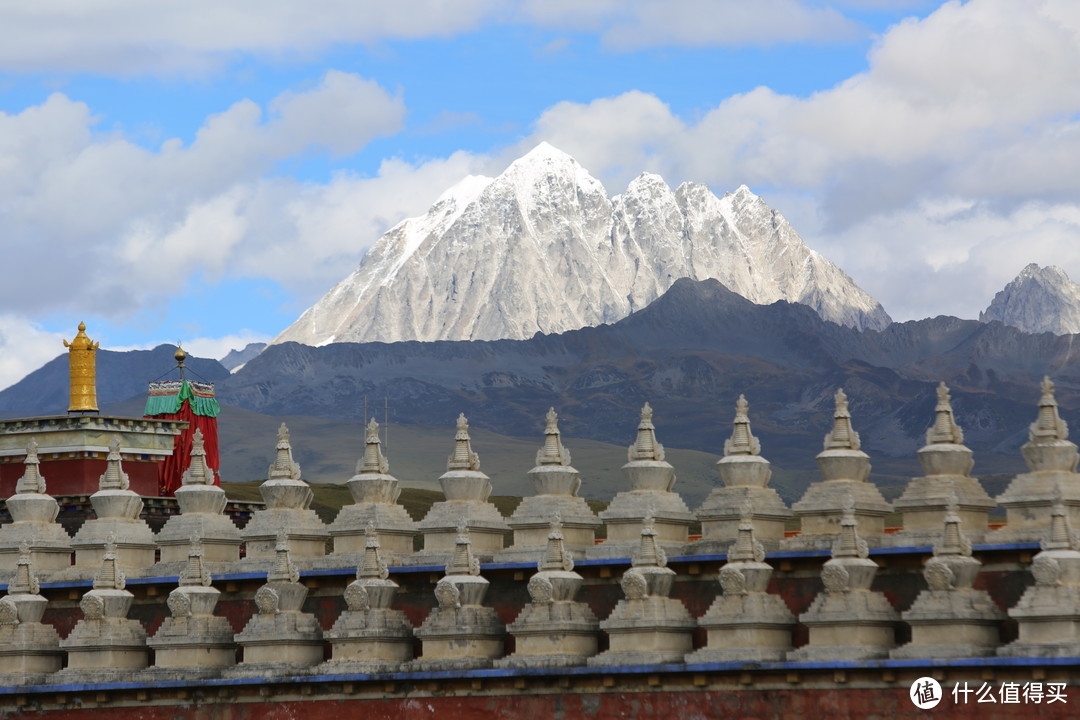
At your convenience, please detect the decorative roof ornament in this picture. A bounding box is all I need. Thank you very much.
[1030,376,1070,443]
[93,534,126,591]
[268,423,302,481]
[8,540,41,595]
[536,408,572,466]
[538,512,575,572]
[14,439,46,495]
[632,509,667,568]
[98,436,130,491]
[724,395,761,457]
[181,428,215,485]
[357,521,390,580]
[357,418,391,475]
[823,389,861,451]
[179,534,213,587]
[728,500,766,563]
[1042,485,1080,553]
[445,517,481,577]
[447,413,481,471]
[934,491,973,558]
[267,527,300,583]
[64,321,100,413]
[628,402,665,462]
[926,382,965,445]
[831,495,869,559]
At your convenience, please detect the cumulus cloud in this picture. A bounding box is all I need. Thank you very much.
[517,0,1080,320]
[0,317,68,394]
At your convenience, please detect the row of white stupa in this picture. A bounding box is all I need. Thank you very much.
[2,485,1078,681]
[0,378,1076,578]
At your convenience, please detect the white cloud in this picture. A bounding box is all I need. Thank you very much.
[0,1,503,75]
[0,316,67,392]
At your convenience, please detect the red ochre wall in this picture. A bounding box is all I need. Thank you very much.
[5,687,1077,720]
[0,456,161,497]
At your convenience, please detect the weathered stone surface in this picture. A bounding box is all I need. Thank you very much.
[241,424,329,561]
[588,515,695,666]
[892,496,1003,658]
[993,377,1080,542]
[155,429,241,565]
[0,440,72,573]
[891,383,994,544]
[71,437,156,571]
[415,414,510,562]
[498,409,601,563]
[686,504,795,662]
[0,542,63,683]
[498,514,599,668]
[321,524,413,672]
[788,500,898,661]
[692,396,791,552]
[328,419,417,562]
[591,404,694,559]
[411,522,505,670]
[999,492,1080,657]
[790,390,890,547]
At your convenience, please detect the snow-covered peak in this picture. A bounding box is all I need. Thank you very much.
[272,145,890,348]
[980,264,1080,335]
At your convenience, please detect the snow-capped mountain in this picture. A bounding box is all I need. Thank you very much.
[980,263,1080,335]
[273,143,890,347]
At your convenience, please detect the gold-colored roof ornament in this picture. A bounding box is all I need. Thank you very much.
[63,321,100,413]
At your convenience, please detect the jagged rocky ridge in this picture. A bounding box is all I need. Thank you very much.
[274,143,890,347]
[980,263,1080,335]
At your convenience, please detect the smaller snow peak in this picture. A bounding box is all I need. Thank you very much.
[515,141,577,166]
[626,172,671,195]
[981,263,1080,335]
[435,174,494,206]
[1018,263,1071,285]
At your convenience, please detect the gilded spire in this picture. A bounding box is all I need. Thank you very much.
[181,428,214,485]
[934,492,972,557]
[9,541,41,595]
[538,512,575,572]
[93,534,126,591]
[357,521,390,580]
[628,402,666,462]
[268,423,302,481]
[823,388,861,451]
[15,439,47,495]
[179,534,213,587]
[724,394,761,457]
[728,500,766,563]
[357,418,390,475]
[98,436,130,491]
[831,496,869,559]
[1030,376,1070,442]
[536,407,572,466]
[445,518,481,576]
[926,382,965,445]
[447,413,481,471]
[267,527,300,583]
[63,321,100,413]
[632,510,668,568]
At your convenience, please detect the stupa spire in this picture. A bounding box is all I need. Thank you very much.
[8,541,41,595]
[267,528,300,583]
[1043,486,1080,552]
[628,402,665,462]
[823,389,861,451]
[445,518,481,576]
[831,496,869,559]
[179,535,213,587]
[93,534,126,591]
[926,382,965,445]
[631,510,667,569]
[934,492,973,557]
[268,423,302,481]
[447,413,481,471]
[536,408,572,466]
[1031,376,1069,442]
[357,418,390,475]
[728,501,766,563]
[357,521,390,580]
[538,512,575,572]
[724,395,761,457]
[181,428,214,485]
[14,439,46,495]
[97,437,130,491]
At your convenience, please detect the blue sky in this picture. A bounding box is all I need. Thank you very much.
[2,1,1079,390]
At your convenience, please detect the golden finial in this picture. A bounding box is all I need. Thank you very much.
[63,322,100,413]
